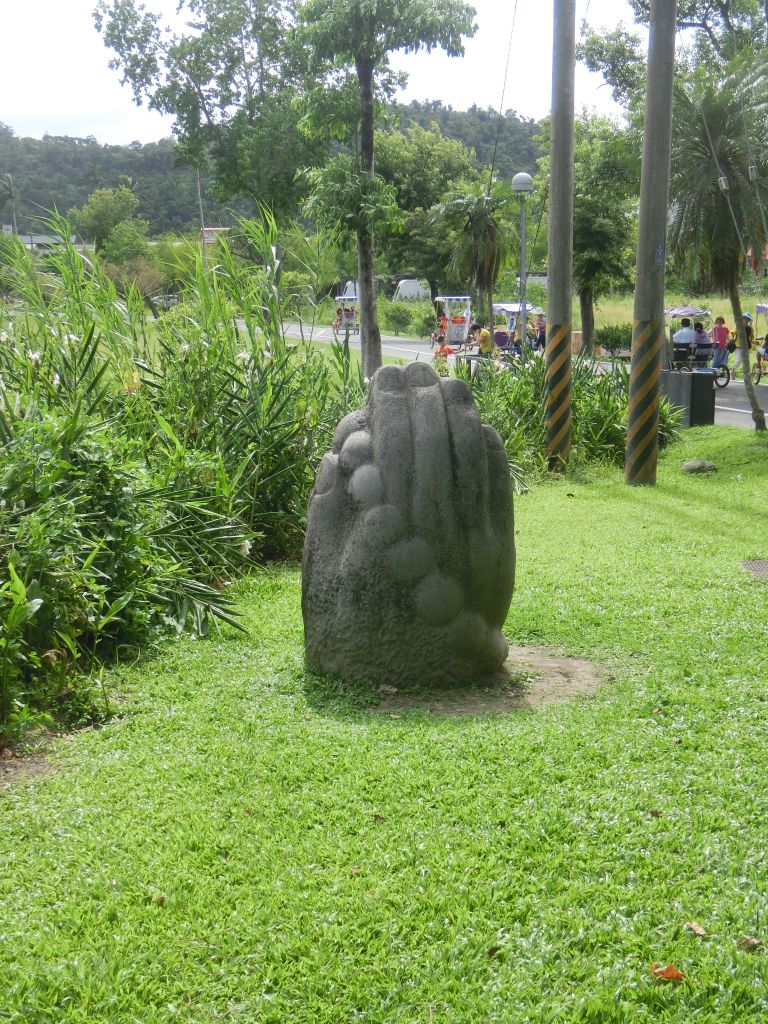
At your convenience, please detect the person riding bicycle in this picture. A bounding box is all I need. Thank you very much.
[757,333,768,374]
[672,318,695,364]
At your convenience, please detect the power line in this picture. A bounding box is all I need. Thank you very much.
[485,0,519,196]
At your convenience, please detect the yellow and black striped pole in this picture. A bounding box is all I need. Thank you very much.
[546,322,572,466]
[625,319,664,485]
[546,0,575,470]
[624,0,676,486]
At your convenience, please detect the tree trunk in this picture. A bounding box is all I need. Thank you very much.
[487,287,494,342]
[579,286,595,355]
[729,280,766,430]
[355,54,383,379]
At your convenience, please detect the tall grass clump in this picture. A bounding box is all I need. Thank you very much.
[0,214,364,743]
[465,354,680,481]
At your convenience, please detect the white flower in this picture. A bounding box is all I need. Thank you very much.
[52,374,60,387]
[180,342,190,354]
[65,333,78,346]
[0,331,8,344]
[27,350,41,366]
[236,350,249,363]
[239,539,253,557]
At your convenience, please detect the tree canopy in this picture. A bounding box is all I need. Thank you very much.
[94,0,327,219]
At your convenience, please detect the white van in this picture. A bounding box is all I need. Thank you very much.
[392,278,431,301]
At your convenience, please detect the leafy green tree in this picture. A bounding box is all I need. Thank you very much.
[374,125,478,291]
[629,0,768,59]
[570,116,638,353]
[579,1,767,109]
[303,155,404,313]
[436,180,514,330]
[101,218,150,264]
[69,185,139,249]
[298,0,476,376]
[668,58,768,429]
[94,0,325,220]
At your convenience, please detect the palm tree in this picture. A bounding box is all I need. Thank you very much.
[668,57,768,430]
[436,180,514,332]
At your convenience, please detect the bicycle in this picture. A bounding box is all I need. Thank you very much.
[671,350,730,388]
[751,359,766,386]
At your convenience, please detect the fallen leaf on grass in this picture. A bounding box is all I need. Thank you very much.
[649,809,663,818]
[685,921,707,937]
[738,935,762,951]
[388,713,401,720]
[372,814,386,823]
[378,684,398,695]
[650,962,686,981]
[487,946,501,959]
[350,866,360,876]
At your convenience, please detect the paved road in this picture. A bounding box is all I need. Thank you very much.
[285,323,433,363]
[284,324,766,428]
[713,379,767,427]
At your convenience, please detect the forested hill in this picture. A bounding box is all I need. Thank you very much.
[0,102,542,235]
[391,101,542,180]
[0,124,236,235]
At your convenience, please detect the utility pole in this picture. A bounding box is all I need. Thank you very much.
[9,174,17,235]
[546,0,576,469]
[625,0,677,486]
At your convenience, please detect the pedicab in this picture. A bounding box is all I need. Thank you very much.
[432,296,472,348]
[664,305,729,388]
[332,296,359,338]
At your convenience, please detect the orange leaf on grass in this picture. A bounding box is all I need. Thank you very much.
[685,921,707,937]
[651,962,686,981]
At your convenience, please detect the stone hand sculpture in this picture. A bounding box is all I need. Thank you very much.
[302,362,515,686]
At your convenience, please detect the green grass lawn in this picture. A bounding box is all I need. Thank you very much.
[3,428,768,1023]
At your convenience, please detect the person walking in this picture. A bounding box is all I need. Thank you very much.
[731,312,754,379]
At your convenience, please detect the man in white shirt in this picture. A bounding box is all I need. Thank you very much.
[672,317,695,363]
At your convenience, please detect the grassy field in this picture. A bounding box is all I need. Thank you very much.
[2,427,768,1023]
[586,292,767,331]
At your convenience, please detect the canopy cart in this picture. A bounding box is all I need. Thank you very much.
[433,296,472,347]
[332,297,359,338]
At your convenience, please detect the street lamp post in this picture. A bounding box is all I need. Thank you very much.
[512,172,534,344]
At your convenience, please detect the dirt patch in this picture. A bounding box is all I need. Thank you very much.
[375,645,602,717]
[0,744,56,791]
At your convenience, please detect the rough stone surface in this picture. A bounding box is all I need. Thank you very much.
[302,362,515,685]
[682,459,717,474]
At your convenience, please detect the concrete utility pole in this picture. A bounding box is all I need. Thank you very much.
[625,0,677,486]
[546,0,576,469]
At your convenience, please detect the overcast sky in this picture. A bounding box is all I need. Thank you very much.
[2,0,645,145]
